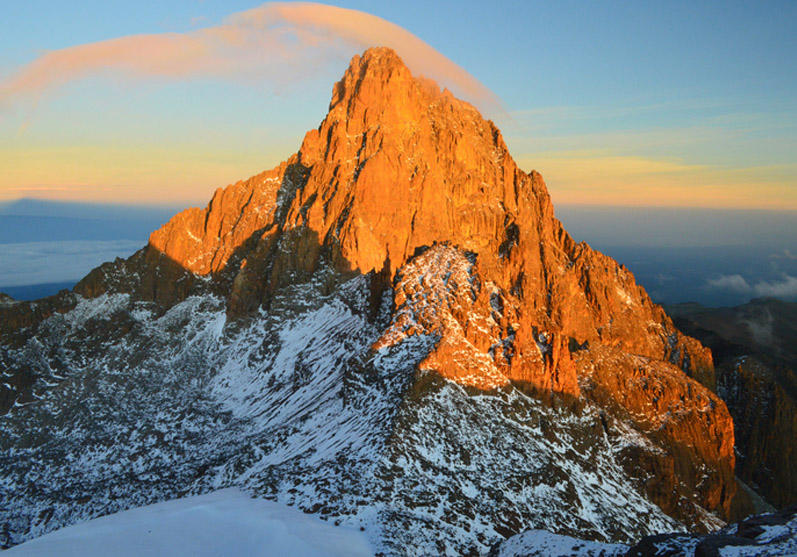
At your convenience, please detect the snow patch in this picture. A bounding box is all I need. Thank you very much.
[5,489,372,557]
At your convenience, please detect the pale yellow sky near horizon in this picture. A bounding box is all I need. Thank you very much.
[3,142,795,210]
[518,152,797,210]
[1,3,795,211]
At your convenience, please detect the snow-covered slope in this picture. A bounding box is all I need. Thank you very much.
[1,246,698,555]
[5,488,372,557]
[488,530,626,557]
[493,505,797,557]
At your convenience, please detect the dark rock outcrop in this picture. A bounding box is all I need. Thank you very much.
[491,505,797,556]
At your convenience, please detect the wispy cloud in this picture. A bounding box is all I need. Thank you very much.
[752,275,797,299]
[771,249,797,261]
[0,2,500,115]
[706,273,797,300]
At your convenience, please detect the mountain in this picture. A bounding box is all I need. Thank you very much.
[668,298,797,510]
[0,48,758,554]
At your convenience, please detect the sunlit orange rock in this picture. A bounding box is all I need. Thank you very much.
[80,46,737,522]
[577,346,736,522]
[147,47,713,382]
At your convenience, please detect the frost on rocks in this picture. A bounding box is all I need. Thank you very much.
[489,529,627,557]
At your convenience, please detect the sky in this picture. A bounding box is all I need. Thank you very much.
[1,0,796,208]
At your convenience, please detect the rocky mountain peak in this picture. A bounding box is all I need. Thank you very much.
[323,46,473,132]
[292,46,520,277]
[329,46,429,112]
[81,48,719,399]
[35,46,745,531]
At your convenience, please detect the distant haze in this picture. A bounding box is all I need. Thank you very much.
[555,206,797,248]
[0,199,179,295]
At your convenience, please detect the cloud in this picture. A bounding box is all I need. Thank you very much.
[0,240,142,287]
[752,275,797,299]
[0,2,500,115]
[706,273,797,300]
[706,274,751,293]
[770,249,797,260]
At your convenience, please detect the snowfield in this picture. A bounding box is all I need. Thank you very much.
[490,529,627,556]
[5,488,373,557]
[1,248,717,554]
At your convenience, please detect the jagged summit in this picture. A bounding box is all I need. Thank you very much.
[111,46,712,391]
[147,46,523,278]
[326,46,469,117]
[0,47,756,553]
[72,47,736,519]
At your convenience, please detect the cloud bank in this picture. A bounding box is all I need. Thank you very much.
[0,2,500,115]
[707,273,797,300]
[0,240,142,287]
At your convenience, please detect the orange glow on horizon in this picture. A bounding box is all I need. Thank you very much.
[519,152,797,210]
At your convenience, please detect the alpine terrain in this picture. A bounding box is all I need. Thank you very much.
[667,299,797,511]
[1,47,788,555]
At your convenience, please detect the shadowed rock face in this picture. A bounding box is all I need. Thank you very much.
[669,299,797,510]
[0,47,747,550]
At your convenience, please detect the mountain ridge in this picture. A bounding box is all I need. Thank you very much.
[0,47,759,553]
[80,48,717,390]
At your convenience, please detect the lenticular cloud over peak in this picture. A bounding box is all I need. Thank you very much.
[0,2,501,116]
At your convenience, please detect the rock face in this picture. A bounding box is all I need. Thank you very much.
[85,47,716,397]
[146,46,731,515]
[669,299,797,510]
[0,47,748,552]
[719,358,796,509]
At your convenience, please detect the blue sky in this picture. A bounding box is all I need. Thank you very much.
[1,1,795,207]
[5,1,796,105]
